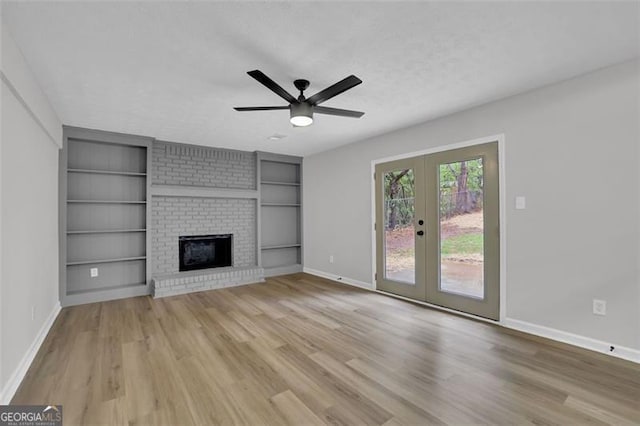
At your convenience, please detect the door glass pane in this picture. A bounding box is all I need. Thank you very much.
[383,169,415,284]
[438,158,484,298]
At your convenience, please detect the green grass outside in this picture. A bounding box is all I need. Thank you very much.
[441,233,483,255]
[385,233,483,261]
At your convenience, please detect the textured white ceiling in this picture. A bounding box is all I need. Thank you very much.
[3,1,639,156]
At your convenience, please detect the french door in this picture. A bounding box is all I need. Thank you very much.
[375,142,500,320]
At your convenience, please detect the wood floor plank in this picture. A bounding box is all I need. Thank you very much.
[227,310,286,349]
[345,357,486,424]
[205,307,253,342]
[10,273,640,425]
[277,344,393,425]
[94,335,125,402]
[56,330,98,393]
[271,389,326,426]
[563,396,637,425]
[245,341,336,416]
[174,355,241,425]
[237,293,288,319]
[278,299,343,330]
[92,397,129,425]
[309,351,444,425]
[225,377,289,426]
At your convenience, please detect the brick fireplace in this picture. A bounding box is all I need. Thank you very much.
[149,141,264,297]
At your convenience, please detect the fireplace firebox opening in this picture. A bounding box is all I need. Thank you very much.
[179,234,232,272]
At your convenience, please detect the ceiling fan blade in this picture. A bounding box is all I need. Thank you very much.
[314,106,364,118]
[247,70,297,104]
[234,106,289,111]
[306,75,362,106]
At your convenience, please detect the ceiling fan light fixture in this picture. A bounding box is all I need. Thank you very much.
[234,70,364,126]
[290,115,313,127]
[290,102,313,127]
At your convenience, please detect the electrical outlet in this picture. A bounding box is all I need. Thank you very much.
[593,299,606,316]
[329,255,334,264]
[31,306,35,321]
[90,267,99,278]
[515,196,526,210]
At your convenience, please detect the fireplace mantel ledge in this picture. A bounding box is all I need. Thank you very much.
[151,184,258,199]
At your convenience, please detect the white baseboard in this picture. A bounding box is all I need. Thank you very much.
[0,302,61,404]
[301,268,639,364]
[503,318,640,364]
[302,267,373,290]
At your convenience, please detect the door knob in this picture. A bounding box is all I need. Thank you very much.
[418,220,424,225]
[417,230,424,236]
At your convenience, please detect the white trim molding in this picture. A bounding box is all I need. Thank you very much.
[1,25,62,148]
[0,302,61,404]
[303,267,373,290]
[0,73,60,148]
[502,318,640,364]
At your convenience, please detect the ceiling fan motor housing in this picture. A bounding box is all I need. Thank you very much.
[290,102,313,126]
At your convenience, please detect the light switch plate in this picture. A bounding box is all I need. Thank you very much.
[515,196,526,210]
[90,268,98,278]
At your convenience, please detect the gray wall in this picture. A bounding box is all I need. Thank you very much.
[150,141,257,275]
[1,23,62,402]
[303,60,640,350]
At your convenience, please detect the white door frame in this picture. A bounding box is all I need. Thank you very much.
[370,134,507,322]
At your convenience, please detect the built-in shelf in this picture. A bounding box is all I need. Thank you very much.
[261,244,302,250]
[261,181,300,187]
[67,229,146,234]
[258,154,302,277]
[68,168,146,177]
[66,256,146,266]
[62,128,151,307]
[67,282,146,296]
[262,264,304,277]
[67,200,147,204]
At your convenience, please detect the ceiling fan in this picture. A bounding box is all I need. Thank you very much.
[234,70,364,127]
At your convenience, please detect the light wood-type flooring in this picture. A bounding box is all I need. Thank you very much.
[12,273,640,425]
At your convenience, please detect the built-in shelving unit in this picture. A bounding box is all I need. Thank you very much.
[258,152,303,277]
[60,127,152,306]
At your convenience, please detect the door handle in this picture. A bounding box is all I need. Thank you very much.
[417,230,424,236]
